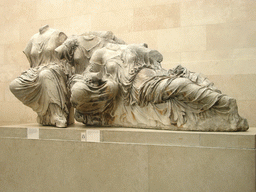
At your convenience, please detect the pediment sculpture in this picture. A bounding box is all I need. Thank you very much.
[9,25,249,131]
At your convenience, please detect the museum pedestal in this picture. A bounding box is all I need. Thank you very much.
[0,124,255,192]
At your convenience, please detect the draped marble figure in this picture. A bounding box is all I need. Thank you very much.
[10,25,249,131]
[10,25,73,127]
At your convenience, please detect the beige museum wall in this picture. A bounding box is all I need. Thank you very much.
[0,0,255,126]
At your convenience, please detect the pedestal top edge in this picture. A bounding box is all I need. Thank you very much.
[0,123,256,136]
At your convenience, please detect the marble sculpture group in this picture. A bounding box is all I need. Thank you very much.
[9,25,249,131]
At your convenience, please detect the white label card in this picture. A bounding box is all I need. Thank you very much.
[86,130,100,142]
[81,132,86,142]
[27,128,39,139]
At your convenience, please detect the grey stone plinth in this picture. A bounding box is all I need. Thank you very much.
[0,124,255,192]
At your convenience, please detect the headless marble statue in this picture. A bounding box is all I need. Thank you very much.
[10,25,73,127]
[10,26,249,131]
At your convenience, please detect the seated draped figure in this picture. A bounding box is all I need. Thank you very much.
[10,25,249,131]
[10,25,72,127]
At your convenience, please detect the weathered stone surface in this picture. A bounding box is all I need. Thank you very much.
[9,25,249,131]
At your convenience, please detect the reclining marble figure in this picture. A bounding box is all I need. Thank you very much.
[10,26,249,131]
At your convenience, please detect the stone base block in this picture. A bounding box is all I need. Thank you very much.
[0,124,255,192]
